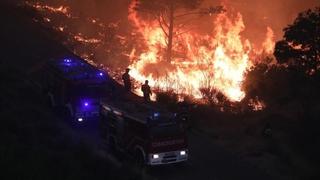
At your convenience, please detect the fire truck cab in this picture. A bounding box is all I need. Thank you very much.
[39,56,110,122]
[100,99,188,166]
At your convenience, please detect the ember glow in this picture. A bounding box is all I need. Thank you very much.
[127,1,275,102]
[23,1,121,65]
[248,97,266,111]
[74,34,101,44]
[26,1,71,18]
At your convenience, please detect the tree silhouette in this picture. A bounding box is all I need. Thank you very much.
[274,7,320,74]
[133,0,225,62]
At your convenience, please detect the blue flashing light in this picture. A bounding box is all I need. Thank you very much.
[55,57,109,82]
[78,118,83,122]
[154,112,160,118]
[61,58,74,67]
[84,102,89,107]
[97,72,104,78]
[64,58,72,63]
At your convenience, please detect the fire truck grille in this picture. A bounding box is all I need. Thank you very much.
[164,155,176,159]
[162,153,177,163]
[162,158,177,163]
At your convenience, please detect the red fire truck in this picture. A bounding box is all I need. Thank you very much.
[36,56,111,122]
[99,99,188,166]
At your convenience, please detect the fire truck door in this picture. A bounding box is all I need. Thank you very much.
[115,115,125,146]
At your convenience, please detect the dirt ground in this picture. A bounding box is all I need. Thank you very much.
[190,103,320,180]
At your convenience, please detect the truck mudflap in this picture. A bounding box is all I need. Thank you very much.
[147,150,188,165]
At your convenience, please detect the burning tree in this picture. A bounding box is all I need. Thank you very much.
[128,0,275,103]
[133,0,225,62]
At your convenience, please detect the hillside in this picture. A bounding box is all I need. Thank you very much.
[0,2,138,180]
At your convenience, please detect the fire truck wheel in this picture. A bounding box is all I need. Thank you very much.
[134,150,145,168]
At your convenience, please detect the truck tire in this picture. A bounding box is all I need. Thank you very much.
[132,149,149,175]
[134,149,145,167]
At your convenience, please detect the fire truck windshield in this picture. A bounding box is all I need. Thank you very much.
[72,84,108,99]
[149,123,184,138]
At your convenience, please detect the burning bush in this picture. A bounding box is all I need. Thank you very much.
[155,89,179,105]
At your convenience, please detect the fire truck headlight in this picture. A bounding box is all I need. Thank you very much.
[152,154,159,159]
[180,151,186,156]
[78,118,83,122]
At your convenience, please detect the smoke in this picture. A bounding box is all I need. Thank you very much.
[65,0,319,50]
[202,0,319,43]
[34,0,319,41]
[66,0,130,33]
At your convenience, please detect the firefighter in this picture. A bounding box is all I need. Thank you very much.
[122,68,131,92]
[141,80,152,102]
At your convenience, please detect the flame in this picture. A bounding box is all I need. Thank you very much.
[127,1,274,102]
[43,17,51,22]
[74,35,101,44]
[248,97,266,111]
[262,27,275,54]
[57,26,64,32]
[25,0,275,105]
[26,1,71,17]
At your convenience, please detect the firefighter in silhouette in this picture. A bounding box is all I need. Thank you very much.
[141,80,152,102]
[122,68,131,92]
